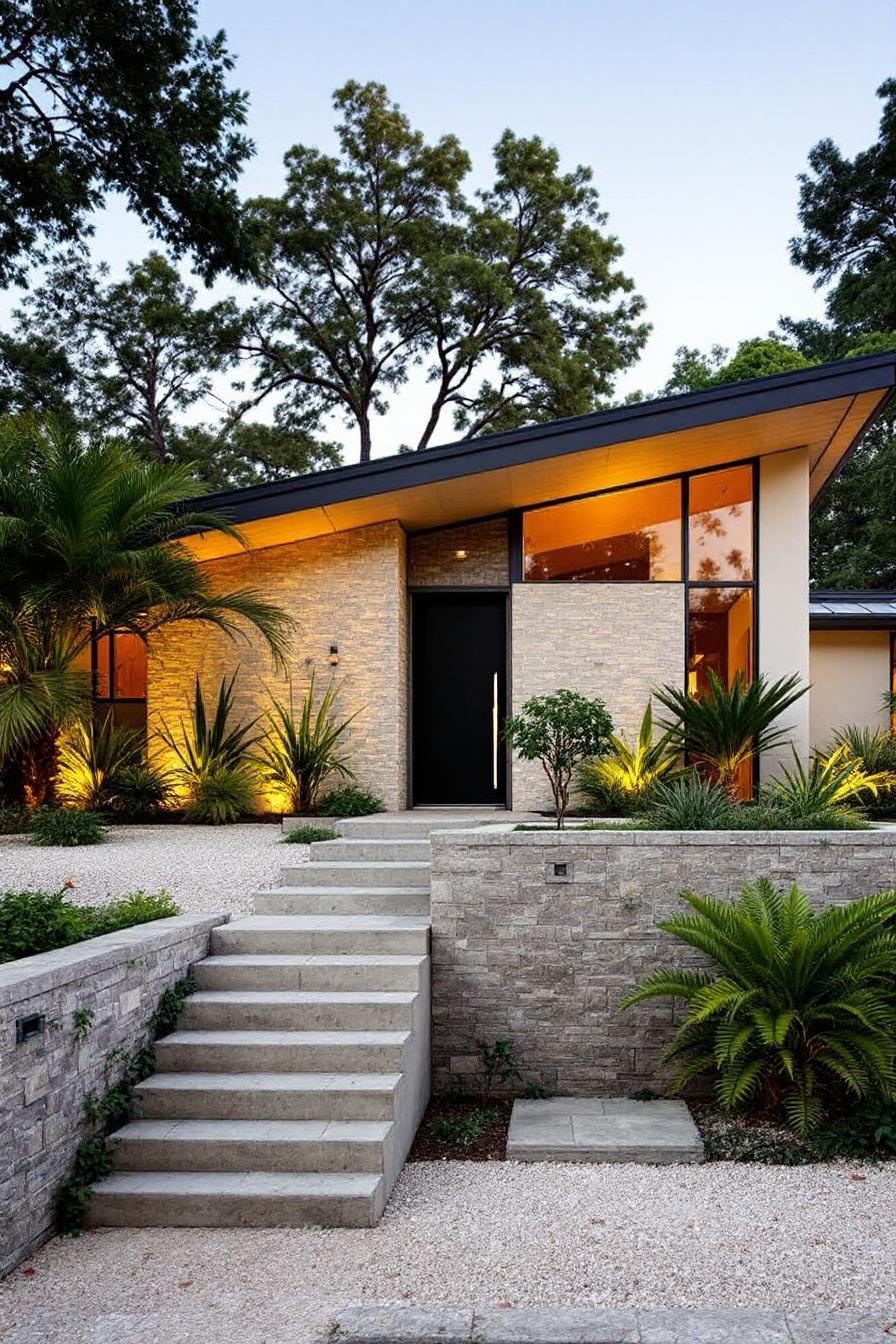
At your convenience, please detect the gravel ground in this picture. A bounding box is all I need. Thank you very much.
[1,1161,894,1343]
[0,823,290,916]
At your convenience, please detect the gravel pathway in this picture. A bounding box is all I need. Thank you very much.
[1,1161,893,1343]
[0,823,291,916]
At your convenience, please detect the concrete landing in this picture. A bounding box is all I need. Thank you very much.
[506,1097,704,1164]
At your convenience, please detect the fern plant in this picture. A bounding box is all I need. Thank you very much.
[577,704,679,813]
[653,671,807,798]
[621,879,896,1135]
[256,673,357,815]
[158,674,259,822]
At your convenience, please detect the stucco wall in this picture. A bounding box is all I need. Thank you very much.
[407,519,509,588]
[148,521,408,812]
[509,583,685,811]
[1,914,226,1278]
[810,629,891,748]
[430,827,896,1096]
[758,448,810,779]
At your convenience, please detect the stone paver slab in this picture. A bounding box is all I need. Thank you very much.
[640,1307,791,1343]
[507,1098,704,1164]
[786,1310,896,1343]
[331,1304,474,1341]
[474,1305,639,1341]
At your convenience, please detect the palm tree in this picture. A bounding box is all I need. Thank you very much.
[0,419,293,805]
[653,671,807,799]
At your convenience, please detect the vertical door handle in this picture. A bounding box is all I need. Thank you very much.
[492,672,499,791]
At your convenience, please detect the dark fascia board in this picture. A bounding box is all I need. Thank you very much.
[196,350,896,526]
[809,589,896,629]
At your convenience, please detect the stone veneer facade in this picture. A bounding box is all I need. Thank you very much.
[1,914,226,1277]
[429,827,896,1096]
[148,521,408,812]
[509,584,685,811]
[407,518,509,588]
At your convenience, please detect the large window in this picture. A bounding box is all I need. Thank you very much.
[523,479,682,582]
[73,629,148,735]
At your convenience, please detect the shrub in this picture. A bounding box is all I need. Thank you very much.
[256,674,357,814]
[763,745,895,815]
[31,807,105,847]
[621,878,896,1136]
[641,773,732,829]
[111,759,174,820]
[159,674,259,822]
[183,763,256,825]
[58,712,142,810]
[0,885,180,962]
[504,688,614,828]
[577,704,679,814]
[0,802,31,834]
[653,671,807,798]
[832,725,896,816]
[723,801,869,831]
[317,784,386,817]
[281,824,339,844]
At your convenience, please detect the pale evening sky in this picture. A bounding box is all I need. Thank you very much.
[11,0,896,461]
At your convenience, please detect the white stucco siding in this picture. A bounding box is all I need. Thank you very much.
[810,629,891,749]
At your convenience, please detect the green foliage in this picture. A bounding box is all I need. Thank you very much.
[577,704,679,814]
[0,885,178,963]
[0,0,254,287]
[653,671,807,798]
[282,825,339,844]
[432,1108,500,1150]
[479,1039,524,1104]
[256,675,357,815]
[722,801,870,832]
[111,759,175,821]
[628,1087,661,1102]
[697,1097,896,1163]
[664,337,809,395]
[56,973,196,1234]
[73,1007,95,1042]
[504,689,614,828]
[245,80,647,461]
[317,785,386,817]
[641,773,732,830]
[763,745,895,816]
[621,879,896,1136]
[0,803,31,834]
[0,420,292,806]
[159,674,259,823]
[30,808,105,847]
[58,712,143,810]
[832,726,896,816]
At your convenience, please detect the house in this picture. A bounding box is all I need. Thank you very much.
[810,591,896,747]
[104,351,896,812]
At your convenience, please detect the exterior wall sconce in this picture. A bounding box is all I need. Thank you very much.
[454,549,468,560]
[328,644,339,666]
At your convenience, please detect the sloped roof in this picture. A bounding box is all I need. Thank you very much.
[810,591,896,628]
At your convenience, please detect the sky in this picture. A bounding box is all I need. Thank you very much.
[14,0,896,460]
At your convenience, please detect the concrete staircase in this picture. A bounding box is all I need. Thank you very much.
[87,815,481,1230]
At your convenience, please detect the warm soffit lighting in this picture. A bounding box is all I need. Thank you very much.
[454,549,468,560]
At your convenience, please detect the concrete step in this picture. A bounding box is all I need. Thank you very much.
[135,1072,403,1121]
[255,886,430,917]
[326,816,504,840]
[309,839,431,862]
[194,954,427,993]
[154,1029,412,1074]
[110,1118,393,1174]
[211,916,430,957]
[278,861,431,889]
[88,1169,384,1228]
[180,989,417,1032]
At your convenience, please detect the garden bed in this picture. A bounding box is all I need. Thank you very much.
[408,1100,512,1162]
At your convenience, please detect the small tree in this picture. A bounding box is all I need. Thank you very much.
[504,689,612,828]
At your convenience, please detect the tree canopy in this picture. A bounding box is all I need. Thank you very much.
[244,81,648,461]
[0,0,254,286]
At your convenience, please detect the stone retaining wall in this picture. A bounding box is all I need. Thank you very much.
[0,913,227,1278]
[429,827,896,1096]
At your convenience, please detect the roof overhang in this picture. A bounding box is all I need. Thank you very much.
[186,351,896,561]
[810,591,896,630]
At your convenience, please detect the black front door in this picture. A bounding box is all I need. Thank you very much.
[411,592,507,805]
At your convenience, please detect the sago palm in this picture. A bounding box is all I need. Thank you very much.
[577,703,679,811]
[653,670,807,798]
[621,878,896,1135]
[0,419,293,805]
[256,673,357,814]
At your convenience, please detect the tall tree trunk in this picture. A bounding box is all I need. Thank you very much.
[359,414,372,463]
[21,723,62,808]
[0,747,26,807]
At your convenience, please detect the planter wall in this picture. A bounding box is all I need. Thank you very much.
[0,913,227,1278]
[429,827,896,1097]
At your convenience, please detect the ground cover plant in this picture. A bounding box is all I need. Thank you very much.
[30,807,106,847]
[0,885,179,962]
[281,824,338,844]
[622,878,896,1135]
[316,785,385,817]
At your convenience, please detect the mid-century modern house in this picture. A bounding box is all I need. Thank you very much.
[97,351,896,813]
